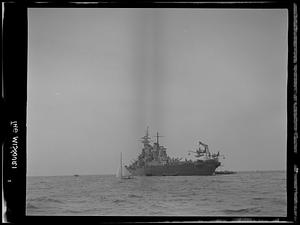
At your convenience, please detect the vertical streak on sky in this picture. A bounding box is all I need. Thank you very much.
[132,10,166,133]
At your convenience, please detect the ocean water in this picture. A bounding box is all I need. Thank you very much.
[26,171,286,216]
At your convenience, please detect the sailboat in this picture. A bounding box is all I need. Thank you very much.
[116,152,133,179]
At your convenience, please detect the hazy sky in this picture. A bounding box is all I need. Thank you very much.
[27,8,287,176]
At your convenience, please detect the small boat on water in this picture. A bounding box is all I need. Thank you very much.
[116,152,133,179]
[215,171,236,175]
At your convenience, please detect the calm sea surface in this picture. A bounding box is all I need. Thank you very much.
[26,171,286,216]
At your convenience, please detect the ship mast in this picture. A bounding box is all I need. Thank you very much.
[141,126,151,146]
[155,132,163,146]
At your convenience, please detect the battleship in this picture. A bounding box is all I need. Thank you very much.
[126,127,221,176]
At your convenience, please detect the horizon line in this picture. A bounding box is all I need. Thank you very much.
[26,169,286,177]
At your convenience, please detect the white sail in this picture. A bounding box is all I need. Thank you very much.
[116,152,133,179]
[122,166,132,177]
[116,165,132,178]
[116,166,122,178]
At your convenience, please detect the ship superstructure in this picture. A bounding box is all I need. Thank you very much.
[126,127,221,176]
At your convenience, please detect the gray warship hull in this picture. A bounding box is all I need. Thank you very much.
[128,160,221,176]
